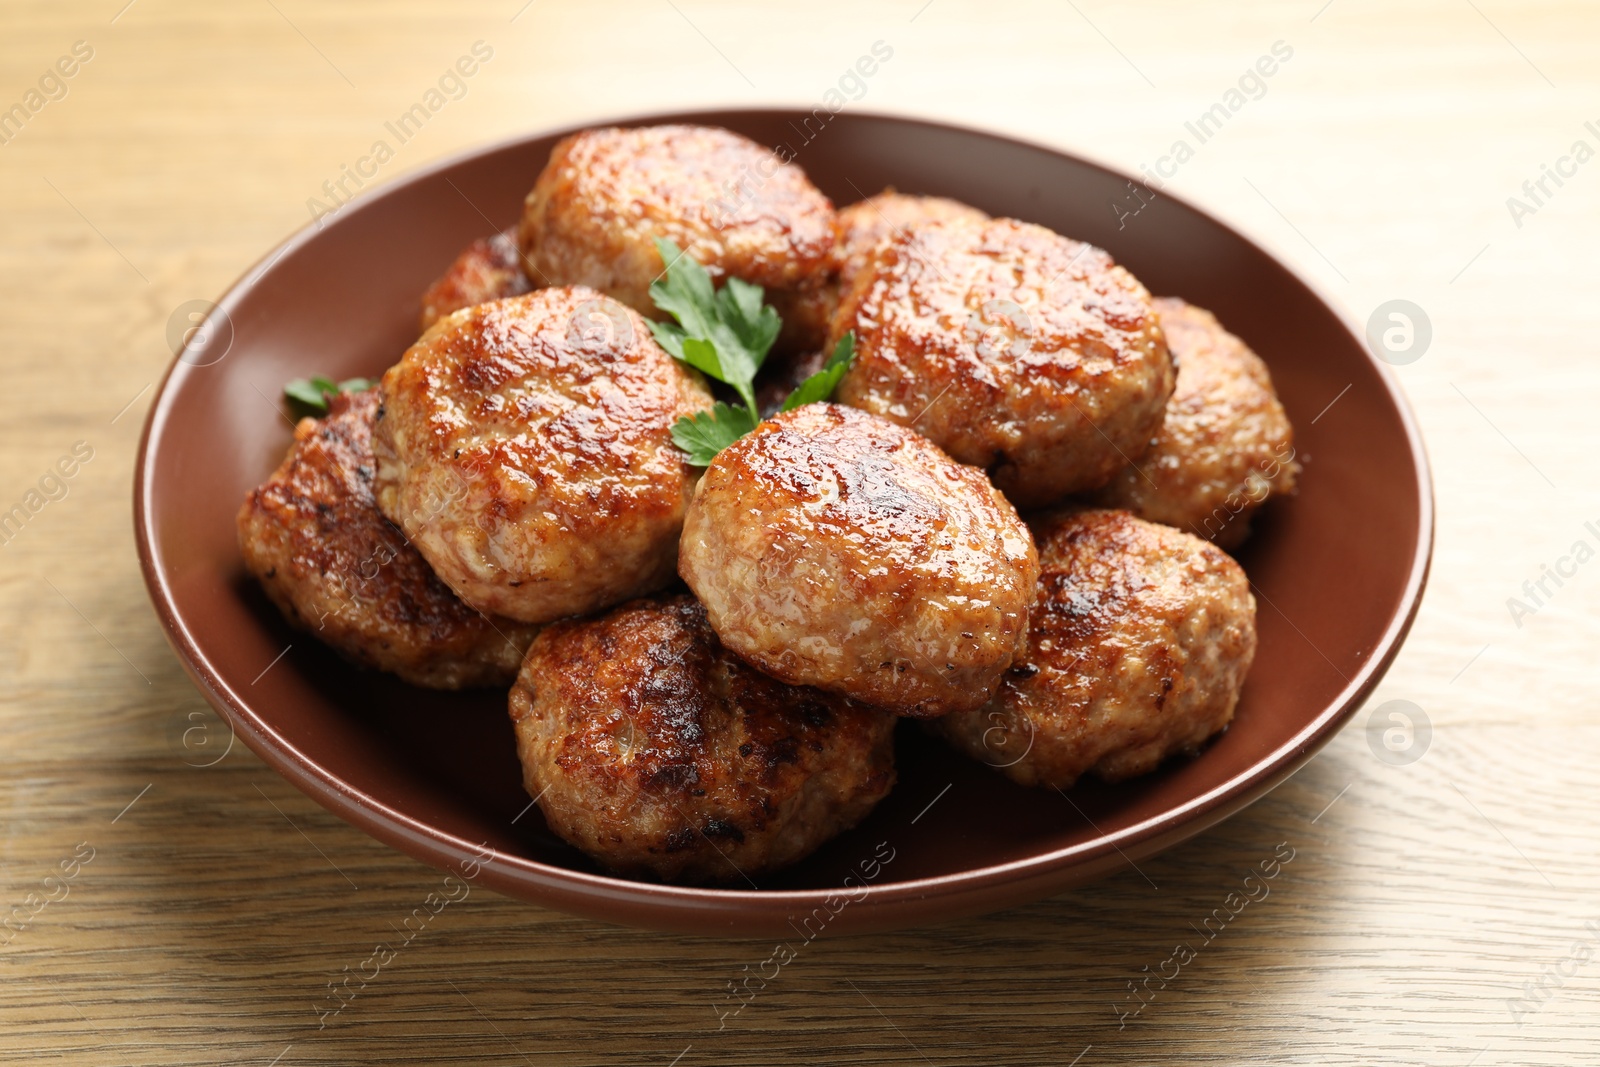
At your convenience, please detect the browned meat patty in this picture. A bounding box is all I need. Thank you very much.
[834,189,990,293]
[929,508,1256,788]
[508,594,897,884]
[758,191,992,393]
[518,125,836,328]
[236,389,538,688]
[1094,298,1299,549]
[679,403,1039,718]
[418,231,534,332]
[372,287,714,624]
[831,216,1174,509]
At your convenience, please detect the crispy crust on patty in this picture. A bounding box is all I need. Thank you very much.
[418,231,534,332]
[236,389,537,688]
[519,125,837,321]
[834,189,991,294]
[831,216,1174,508]
[929,508,1256,788]
[373,287,714,624]
[679,403,1039,718]
[758,191,993,392]
[508,594,897,883]
[1094,298,1299,549]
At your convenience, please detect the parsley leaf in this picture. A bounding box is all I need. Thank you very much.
[716,275,782,368]
[670,402,759,467]
[648,237,856,465]
[780,332,856,413]
[648,237,778,414]
[284,375,374,419]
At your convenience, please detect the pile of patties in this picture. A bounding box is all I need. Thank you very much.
[237,124,1298,885]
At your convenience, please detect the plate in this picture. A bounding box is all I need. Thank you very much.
[135,109,1432,936]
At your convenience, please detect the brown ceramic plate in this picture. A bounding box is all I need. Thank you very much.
[135,109,1431,936]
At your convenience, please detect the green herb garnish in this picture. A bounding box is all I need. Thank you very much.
[284,375,374,419]
[648,237,856,465]
[648,237,780,416]
[669,401,760,466]
[780,332,856,413]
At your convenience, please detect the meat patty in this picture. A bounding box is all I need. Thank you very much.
[831,216,1174,509]
[372,287,714,624]
[757,191,992,394]
[237,389,538,688]
[834,189,990,294]
[518,125,836,325]
[679,403,1039,718]
[929,508,1256,788]
[1094,298,1299,549]
[418,231,534,332]
[508,594,897,884]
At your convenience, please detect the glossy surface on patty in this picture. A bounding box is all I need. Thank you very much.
[418,231,533,332]
[1095,298,1298,549]
[373,287,713,623]
[832,216,1174,508]
[762,190,992,369]
[930,508,1256,788]
[508,594,897,884]
[519,125,837,318]
[237,389,537,688]
[679,403,1039,718]
[834,189,990,292]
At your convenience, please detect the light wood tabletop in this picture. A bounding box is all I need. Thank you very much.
[3,0,1597,1063]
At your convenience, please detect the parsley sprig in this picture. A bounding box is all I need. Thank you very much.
[648,237,855,465]
[283,375,374,419]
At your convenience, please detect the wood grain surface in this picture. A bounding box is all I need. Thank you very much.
[2,0,1597,1063]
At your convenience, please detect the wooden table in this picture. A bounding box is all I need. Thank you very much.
[3,1,1596,1062]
